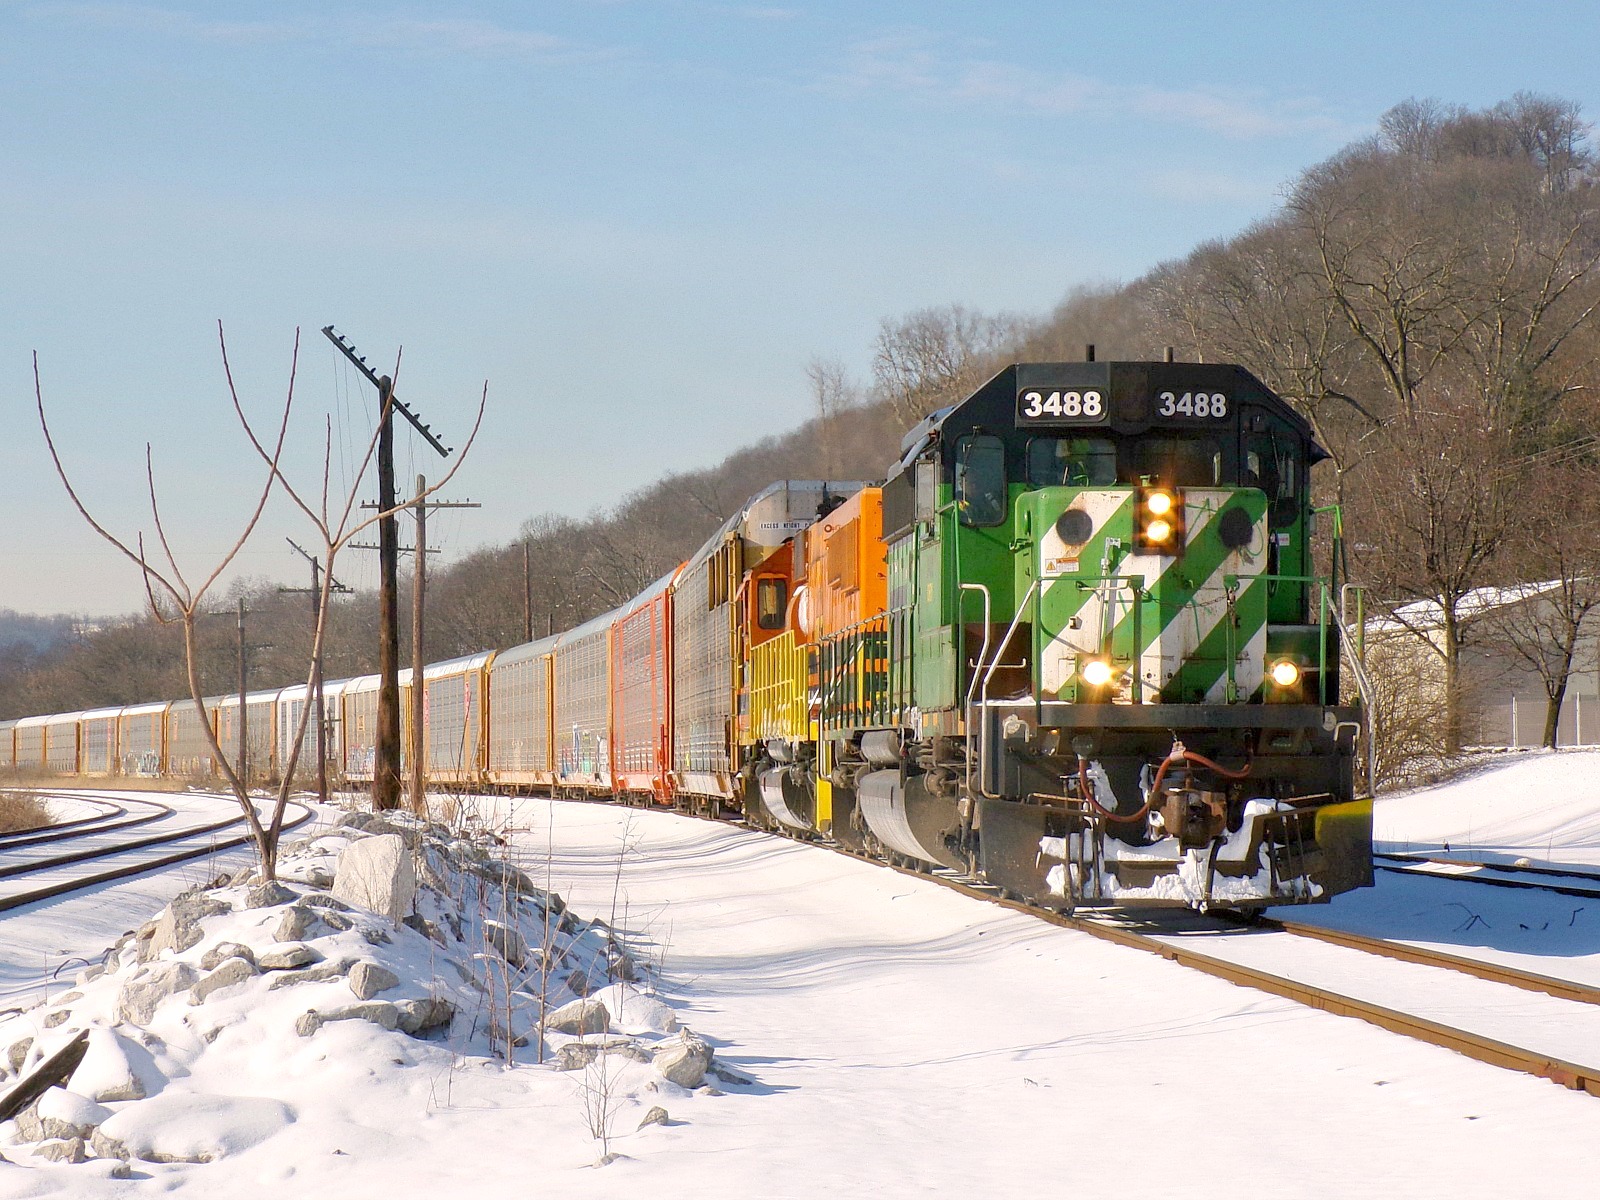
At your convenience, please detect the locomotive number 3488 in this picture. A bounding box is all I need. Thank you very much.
[1158,391,1229,418]
[1020,389,1103,419]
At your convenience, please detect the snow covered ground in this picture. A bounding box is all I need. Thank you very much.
[4,756,1600,1197]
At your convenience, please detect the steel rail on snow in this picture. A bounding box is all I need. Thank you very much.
[0,800,316,914]
[0,795,174,853]
[688,804,1600,1101]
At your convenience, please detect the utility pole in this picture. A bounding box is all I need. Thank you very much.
[407,473,480,813]
[523,538,533,644]
[322,326,452,811]
[208,600,271,787]
[280,538,352,803]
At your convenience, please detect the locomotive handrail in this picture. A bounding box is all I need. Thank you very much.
[974,577,1043,798]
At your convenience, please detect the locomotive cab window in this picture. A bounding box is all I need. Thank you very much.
[755,577,787,630]
[954,435,1007,527]
[1243,419,1301,528]
[1026,437,1116,487]
[1127,437,1222,488]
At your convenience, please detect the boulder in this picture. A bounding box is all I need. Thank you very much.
[546,998,609,1036]
[245,881,297,909]
[257,943,322,971]
[69,1029,150,1103]
[300,892,352,911]
[33,1137,87,1164]
[200,942,256,972]
[554,1043,601,1072]
[43,1010,71,1029]
[294,1001,400,1038]
[637,1106,669,1129]
[7,1036,33,1073]
[267,959,353,991]
[483,920,528,967]
[653,1031,713,1089]
[94,1092,294,1164]
[348,961,399,1000]
[35,1087,110,1140]
[395,997,455,1036]
[274,905,319,943]
[146,893,228,959]
[189,957,260,1004]
[332,834,416,922]
[117,961,198,1026]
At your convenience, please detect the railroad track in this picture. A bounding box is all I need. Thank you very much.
[1375,851,1600,899]
[693,811,1600,1101]
[0,791,316,913]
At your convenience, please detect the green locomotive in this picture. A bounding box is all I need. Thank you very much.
[817,359,1371,910]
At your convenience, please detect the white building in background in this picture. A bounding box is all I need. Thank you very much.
[1363,582,1600,750]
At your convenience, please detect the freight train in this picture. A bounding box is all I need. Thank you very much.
[2,359,1373,911]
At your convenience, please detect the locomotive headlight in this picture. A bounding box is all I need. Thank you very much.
[1269,659,1302,688]
[1081,659,1115,688]
[1135,487,1185,553]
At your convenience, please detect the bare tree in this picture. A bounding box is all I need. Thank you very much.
[871,304,1021,428]
[806,356,857,479]
[1481,453,1600,746]
[35,325,485,876]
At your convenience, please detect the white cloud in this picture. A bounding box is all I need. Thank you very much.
[29,4,611,63]
[822,28,1345,142]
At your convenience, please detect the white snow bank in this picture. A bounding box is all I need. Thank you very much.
[1376,749,1600,866]
[96,1092,294,1163]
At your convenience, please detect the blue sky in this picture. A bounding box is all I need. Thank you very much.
[5,1,1598,615]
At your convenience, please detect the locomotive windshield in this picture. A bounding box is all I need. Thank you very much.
[1026,437,1116,486]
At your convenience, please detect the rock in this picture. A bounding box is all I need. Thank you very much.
[348,961,399,1000]
[90,1128,130,1160]
[54,991,82,1005]
[95,1092,294,1164]
[300,892,352,912]
[229,867,257,886]
[565,969,592,997]
[332,834,416,922]
[257,943,323,971]
[8,1037,33,1073]
[483,920,528,967]
[43,1010,71,1029]
[320,910,354,932]
[469,859,536,895]
[117,961,198,1026]
[395,997,455,1036]
[146,892,227,959]
[33,1137,87,1164]
[546,998,609,1036]
[246,881,297,909]
[554,1043,600,1072]
[295,1001,400,1038]
[267,959,353,990]
[653,1031,713,1089]
[70,1029,149,1103]
[336,811,376,832]
[274,905,319,943]
[306,867,335,890]
[14,1101,43,1141]
[189,957,260,1004]
[637,1106,669,1129]
[78,964,105,985]
[36,1087,111,1140]
[606,1042,652,1064]
[200,942,256,972]
[403,914,443,944]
